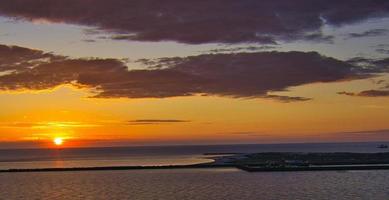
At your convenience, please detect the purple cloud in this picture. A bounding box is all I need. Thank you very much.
[0,0,388,44]
[338,90,389,97]
[1,44,386,101]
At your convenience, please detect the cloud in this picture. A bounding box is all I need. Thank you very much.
[374,58,389,68]
[219,132,273,137]
[263,95,312,103]
[345,129,389,135]
[206,46,277,54]
[127,119,190,125]
[1,44,387,101]
[1,0,389,44]
[82,39,96,43]
[0,122,36,128]
[0,45,63,71]
[374,44,389,54]
[347,28,388,38]
[346,57,389,72]
[338,90,389,97]
[0,121,99,129]
[133,51,372,99]
[376,49,389,54]
[300,32,335,43]
[372,79,386,85]
[332,129,389,139]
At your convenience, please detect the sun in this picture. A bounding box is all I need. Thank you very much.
[53,138,64,146]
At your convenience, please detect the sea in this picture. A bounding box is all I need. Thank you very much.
[1,142,389,199]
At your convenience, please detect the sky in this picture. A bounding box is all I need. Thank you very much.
[0,0,389,148]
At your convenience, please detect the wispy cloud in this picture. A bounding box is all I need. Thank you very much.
[0,121,100,129]
[333,129,389,138]
[127,119,190,125]
[263,95,312,103]
[219,132,274,137]
[338,90,389,97]
[205,46,277,54]
[347,29,388,39]
[375,44,389,54]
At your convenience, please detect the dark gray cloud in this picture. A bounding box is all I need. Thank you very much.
[1,0,389,44]
[338,90,389,97]
[0,45,64,71]
[206,46,277,54]
[132,51,370,100]
[300,32,335,43]
[82,39,96,43]
[372,79,386,85]
[375,45,389,54]
[376,49,389,54]
[374,44,389,54]
[347,28,388,38]
[0,50,127,91]
[347,57,389,71]
[373,58,389,68]
[1,44,387,101]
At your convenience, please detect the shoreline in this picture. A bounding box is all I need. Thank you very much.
[3,163,389,173]
[237,165,389,172]
[0,163,234,173]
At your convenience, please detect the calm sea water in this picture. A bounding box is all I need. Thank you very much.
[0,142,389,170]
[1,142,389,200]
[0,169,388,200]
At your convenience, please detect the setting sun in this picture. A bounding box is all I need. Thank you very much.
[53,138,64,146]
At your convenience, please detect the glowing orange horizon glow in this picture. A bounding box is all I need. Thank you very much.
[53,138,64,146]
[1,77,389,148]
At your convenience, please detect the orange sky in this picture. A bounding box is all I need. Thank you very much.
[1,77,389,148]
[0,1,389,148]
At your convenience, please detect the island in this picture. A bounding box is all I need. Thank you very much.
[210,152,389,172]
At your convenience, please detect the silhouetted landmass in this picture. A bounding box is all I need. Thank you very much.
[223,152,389,172]
[230,152,389,166]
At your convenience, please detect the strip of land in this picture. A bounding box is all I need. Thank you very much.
[0,164,233,173]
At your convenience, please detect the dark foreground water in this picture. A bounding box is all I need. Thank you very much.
[1,168,388,200]
[1,142,389,199]
[1,142,389,170]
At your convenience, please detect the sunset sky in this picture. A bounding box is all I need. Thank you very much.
[1,0,389,148]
